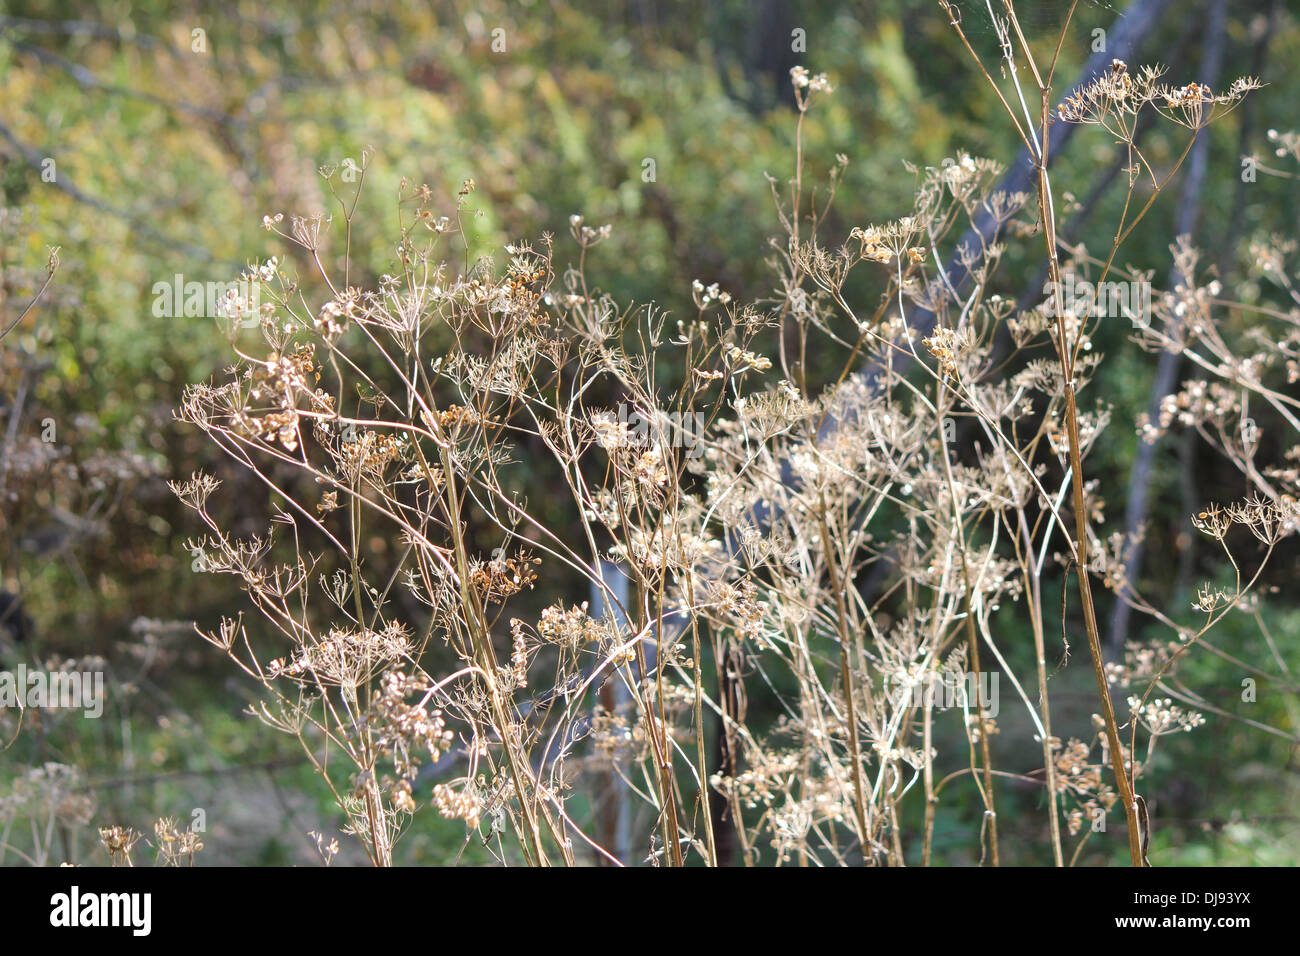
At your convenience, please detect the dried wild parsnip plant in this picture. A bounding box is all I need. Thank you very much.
[172,2,1295,865]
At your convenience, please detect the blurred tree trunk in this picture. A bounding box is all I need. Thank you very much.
[1107,0,1241,658]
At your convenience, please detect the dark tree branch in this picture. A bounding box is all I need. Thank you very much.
[6,38,237,126]
[912,0,1178,339]
[827,0,1177,437]
[0,119,214,262]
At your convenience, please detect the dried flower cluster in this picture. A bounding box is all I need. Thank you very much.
[168,14,1297,867]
